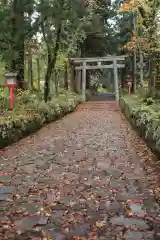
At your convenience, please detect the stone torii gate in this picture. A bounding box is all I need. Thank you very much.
[70,55,127,101]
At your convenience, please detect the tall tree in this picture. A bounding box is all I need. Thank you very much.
[36,0,95,101]
[0,0,35,88]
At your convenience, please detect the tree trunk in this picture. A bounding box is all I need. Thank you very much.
[64,61,68,90]
[44,58,53,102]
[54,70,59,96]
[28,48,33,89]
[86,71,90,89]
[131,11,137,93]
[10,0,17,72]
[155,53,160,90]
[75,70,81,92]
[16,41,24,89]
[149,53,156,91]
[121,67,126,89]
[69,63,76,92]
[139,52,144,85]
[37,58,40,92]
[131,52,136,93]
[149,54,153,89]
[44,22,62,102]
[11,0,24,88]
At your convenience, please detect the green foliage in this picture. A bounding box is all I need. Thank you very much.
[144,97,155,105]
[120,95,160,156]
[15,89,43,104]
[144,90,160,100]
[85,89,92,101]
[0,0,35,68]
[0,90,81,148]
[0,88,41,110]
[0,61,5,85]
[98,86,109,93]
[0,87,10,109]
[82,0,121,56]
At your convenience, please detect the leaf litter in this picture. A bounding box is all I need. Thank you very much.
[0,101,160,239]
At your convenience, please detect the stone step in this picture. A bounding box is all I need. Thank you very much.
[77,101,120,112]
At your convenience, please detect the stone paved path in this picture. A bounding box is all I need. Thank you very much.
[0,101,160,240]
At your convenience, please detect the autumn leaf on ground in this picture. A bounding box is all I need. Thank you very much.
[125,208,133,217]
[30,238,42,240]
[129,226,138,231]
[72,237,88,240]
[95,220,106,228]
[88,231,98,240]
[72,237,85,240]
[1,99,160,240]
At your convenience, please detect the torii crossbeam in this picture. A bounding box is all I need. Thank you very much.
[70,55,127,101]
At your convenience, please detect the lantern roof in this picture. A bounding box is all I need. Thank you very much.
[5,72,18,77]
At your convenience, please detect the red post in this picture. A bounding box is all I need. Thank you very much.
[10,88,14,110]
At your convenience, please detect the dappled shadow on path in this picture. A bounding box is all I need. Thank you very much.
[0,102,160,240]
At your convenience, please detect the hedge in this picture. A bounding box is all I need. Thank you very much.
[120,95,160,156]
[0,90,82,149]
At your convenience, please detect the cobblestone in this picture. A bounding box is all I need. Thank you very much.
[0,101,159,239]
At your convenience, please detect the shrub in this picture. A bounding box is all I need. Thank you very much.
[0,88,10,110]
[143,97,155,105]
[140,89,160,102]
[120,95,160,156]
[0,91,81,148]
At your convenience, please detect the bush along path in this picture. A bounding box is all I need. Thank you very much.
[0,90,81,149]
[120,94,160,156]
[0,101,160,240]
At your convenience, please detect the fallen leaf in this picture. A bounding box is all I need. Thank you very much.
[95,220,106,228]
[125,209,133,217]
